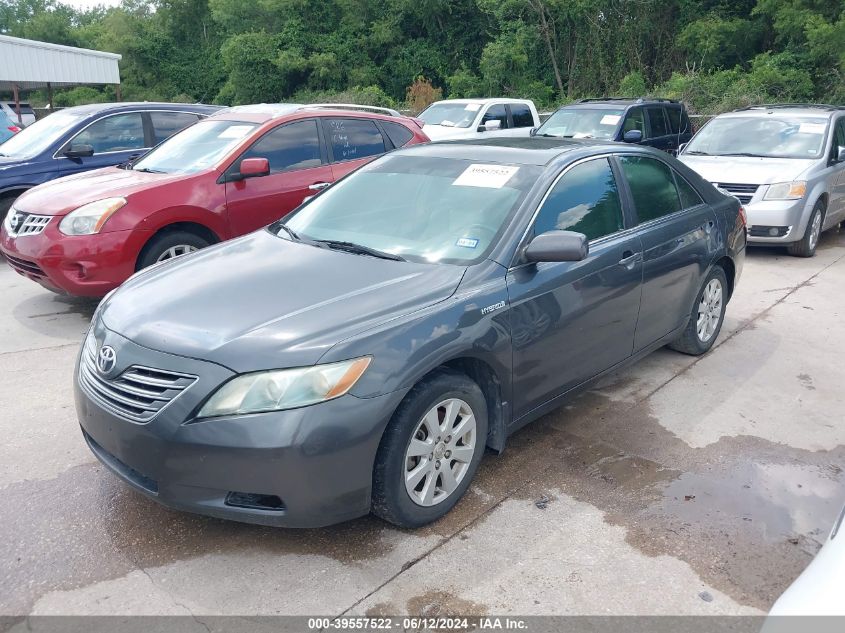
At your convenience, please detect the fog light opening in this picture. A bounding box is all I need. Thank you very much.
[225,491,285,511]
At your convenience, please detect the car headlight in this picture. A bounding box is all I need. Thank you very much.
[59,197,126,235]
[197,357,372,418]
[764,181,806,201]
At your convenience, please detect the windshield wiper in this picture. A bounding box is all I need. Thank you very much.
[133,167,166,174]
[314,240,406,261]
[277,223,301,241]
[718,152,768,158]
[535,133,560,138]
[684,150,711,155]
[562,134,593,139]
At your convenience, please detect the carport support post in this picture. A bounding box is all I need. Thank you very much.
[12,84,21,125]
[47,82,53,110]
[115,83,121,101]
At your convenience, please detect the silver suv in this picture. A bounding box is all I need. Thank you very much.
[680,104,845,257]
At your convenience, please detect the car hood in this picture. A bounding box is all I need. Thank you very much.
[14,167,192,216]
[100,230,467,373]
[422,125,476,141]
[679,155,817,185]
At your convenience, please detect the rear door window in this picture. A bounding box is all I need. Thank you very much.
[534,158,624,241]
[150,111,200,144]
[509,104,534,128]
[70,113,146,153]
[239,119,323,173]
[380,120,414,148]
[324,118,386,162]
[646,108,669,138]
[619,155,682,222]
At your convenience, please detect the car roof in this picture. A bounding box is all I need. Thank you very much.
[430,98,533,105]
[394,137,626,166]
[561,98,681,110]
[722,104,841,118]
[56,102,220,116]
[210,103,420,125]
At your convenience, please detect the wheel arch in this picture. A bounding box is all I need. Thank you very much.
[135,221,221,271]
[712,255,736,300]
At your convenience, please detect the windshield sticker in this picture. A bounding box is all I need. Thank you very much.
[218,125,253,139]
[453,164,520,188]
[464,103,482,112]
[798,122,826,135]
[456,237,479,249]
[600,114,621,125]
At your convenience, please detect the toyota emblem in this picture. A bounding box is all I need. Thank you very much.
[96,345,117,375]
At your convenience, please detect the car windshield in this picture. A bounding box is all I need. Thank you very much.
[418,103,481,128]
[685,115,828,159]
[537,108,624,139]
[132,119,257,174]
[280,155,541,265]
[0,110,87,158]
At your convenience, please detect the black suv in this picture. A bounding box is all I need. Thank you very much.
[534,98,693,154]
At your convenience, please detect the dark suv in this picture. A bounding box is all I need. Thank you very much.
[0,102,220,219]
[535,98,693,154]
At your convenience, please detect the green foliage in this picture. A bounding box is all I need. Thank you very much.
[53,86,109,107]
[0,0,843,113]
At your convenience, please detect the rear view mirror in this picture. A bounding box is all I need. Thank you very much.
[480,120,502,132]
[239,157,270,179]
[623,130,643,143]
[524,230,588,263]
[64,144,94,158]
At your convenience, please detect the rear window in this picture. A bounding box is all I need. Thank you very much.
[5,103,34,115]
[380,120,414,148]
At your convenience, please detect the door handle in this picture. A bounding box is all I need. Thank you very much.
[309,182,330,191]
[618,250,641,269]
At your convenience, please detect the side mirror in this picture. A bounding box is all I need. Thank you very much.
[64,144,94,158]
[239,157,270,179]
[837,146,845,163]
[678,142,688,154]
[479,120,502,132]
[623,130,643,143]
[524,230,588,263]
[529,127,538,137]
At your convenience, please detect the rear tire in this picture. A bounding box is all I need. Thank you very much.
[136,231,209,271]
[372,370,488,528]
[669,266,728,356]
[787,201,824,258]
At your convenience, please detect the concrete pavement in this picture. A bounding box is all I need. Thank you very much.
[2,230,844,617]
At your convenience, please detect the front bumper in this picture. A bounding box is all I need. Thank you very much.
[0,222,149,296]
[744,198,807,244]
[75,325,409,527]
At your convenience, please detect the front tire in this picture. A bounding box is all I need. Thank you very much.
[669,266,728,356]
[372,371,488,528]
[137,231,209,271]
[787,201,824,258]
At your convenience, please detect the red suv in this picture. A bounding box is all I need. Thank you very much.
[0,104,428,296]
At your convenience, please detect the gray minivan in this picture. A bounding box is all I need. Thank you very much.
[680,104,845,257]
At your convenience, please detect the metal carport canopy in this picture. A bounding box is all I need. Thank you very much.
[0,34,121,91]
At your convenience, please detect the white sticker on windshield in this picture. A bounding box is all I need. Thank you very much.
[453,164,520,188]
[218,125,253,139]
[600,114,621,125]
[456,237,479,249]
[464,103,482,112]
[798,122,826,134]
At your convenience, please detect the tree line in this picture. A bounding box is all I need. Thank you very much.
[1,0,843,114]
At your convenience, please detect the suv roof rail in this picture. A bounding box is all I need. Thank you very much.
[735,103,845,112]
[302,103,403,117]
[576,97,680,104]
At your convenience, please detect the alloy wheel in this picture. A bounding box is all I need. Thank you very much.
[696,278,723,343]
[155,244,198,263]
[404,398,477,507]
[809,210,822,251]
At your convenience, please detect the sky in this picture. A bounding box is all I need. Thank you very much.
[58,0,123,10]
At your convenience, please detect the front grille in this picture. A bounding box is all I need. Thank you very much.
[4,253,46,278]
[714,183,759,204]
[79,332,197,423]
[6,208,51,237]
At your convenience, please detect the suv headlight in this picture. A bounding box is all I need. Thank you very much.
[59,197,126,235]
[764,181,806,201]
[197,357,372,418]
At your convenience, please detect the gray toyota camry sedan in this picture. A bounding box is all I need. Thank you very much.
[76,138,746,528]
